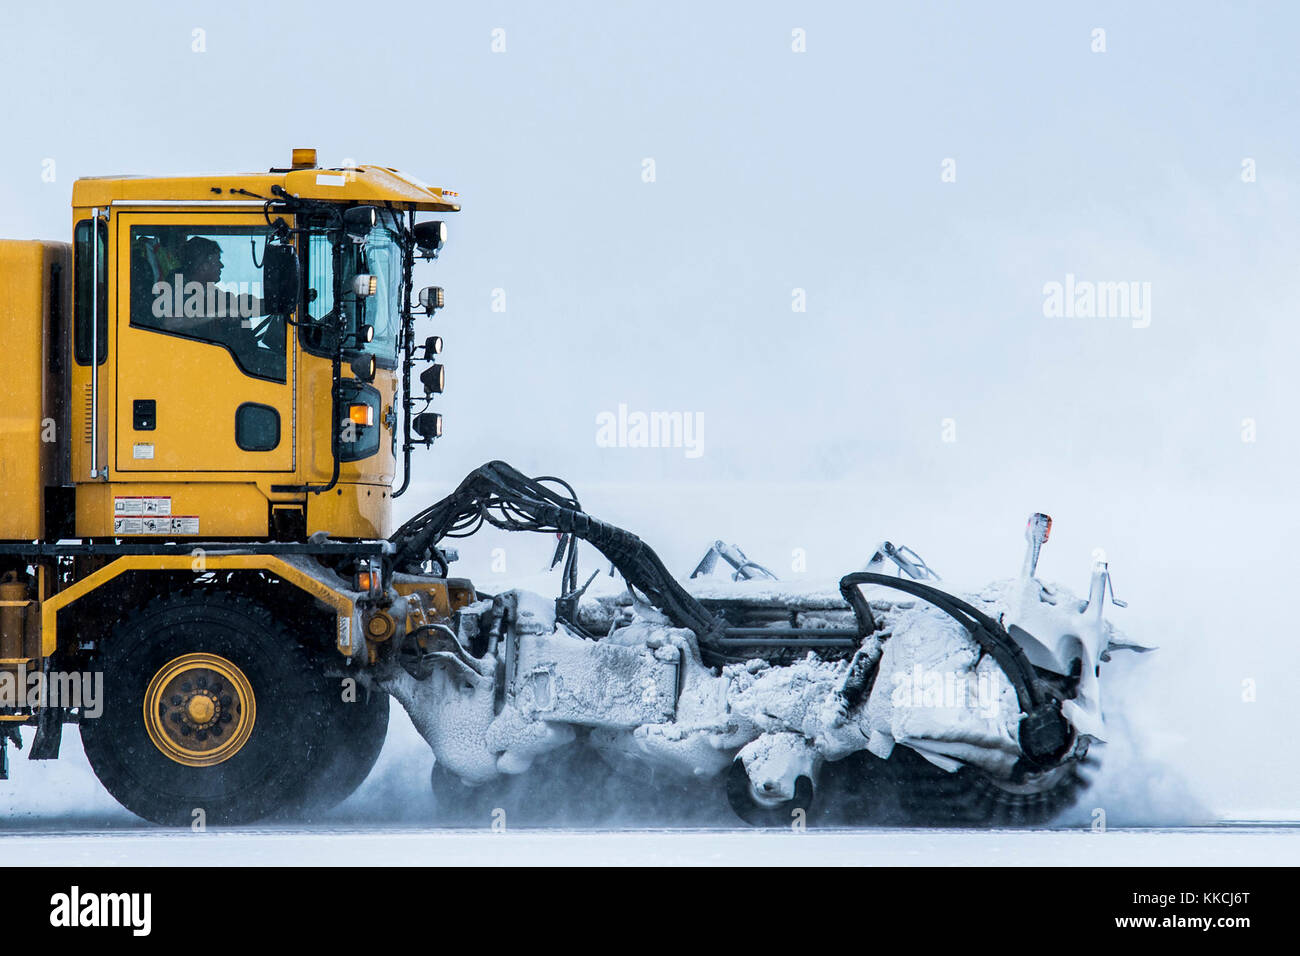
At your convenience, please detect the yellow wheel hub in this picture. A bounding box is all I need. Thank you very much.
[143,653,256,767]
[186,694,215,724]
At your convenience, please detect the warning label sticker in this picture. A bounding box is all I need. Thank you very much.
[113,515,199,535]
[114,496,171,517]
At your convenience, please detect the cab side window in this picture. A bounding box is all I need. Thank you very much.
[73,218,108,365]
[129,224,286,383]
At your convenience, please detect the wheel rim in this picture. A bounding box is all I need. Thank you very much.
[143,653,256,767]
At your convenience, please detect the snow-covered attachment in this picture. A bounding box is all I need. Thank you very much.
[378,462,1151,826]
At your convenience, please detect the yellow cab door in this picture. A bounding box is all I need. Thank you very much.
[114,213,294,474]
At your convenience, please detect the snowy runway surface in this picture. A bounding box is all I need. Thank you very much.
[0,822,1294,866]
[4,708,1295,865]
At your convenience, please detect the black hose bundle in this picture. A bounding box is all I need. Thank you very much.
[389,461,720,641]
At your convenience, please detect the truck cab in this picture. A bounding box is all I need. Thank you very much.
[66,150,458,541]
[0,151,464,823]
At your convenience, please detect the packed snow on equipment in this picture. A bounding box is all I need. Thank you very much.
[376,461,1152,826]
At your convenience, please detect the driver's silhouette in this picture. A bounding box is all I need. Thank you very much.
[170,237,265,335]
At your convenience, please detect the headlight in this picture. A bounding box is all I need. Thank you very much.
[418,286,445,313]
[414,221,447,253]
[413,412,442,442]
[349,353,376,381]
[419,363,445,395]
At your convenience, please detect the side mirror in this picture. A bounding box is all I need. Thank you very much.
[262,245,300,314]
[343,206,378,239]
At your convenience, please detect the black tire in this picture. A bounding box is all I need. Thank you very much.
[725,758,815,828]
[888,745,1093,827]
[80,591,333,826]
[288,688,390,816]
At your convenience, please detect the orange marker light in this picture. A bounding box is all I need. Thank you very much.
[348,404,374,426]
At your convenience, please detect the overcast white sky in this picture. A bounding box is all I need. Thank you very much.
[2,1,1297,818]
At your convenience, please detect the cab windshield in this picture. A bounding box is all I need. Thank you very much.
[305,212,404,365]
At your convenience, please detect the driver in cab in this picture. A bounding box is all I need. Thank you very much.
[164,237,265,337]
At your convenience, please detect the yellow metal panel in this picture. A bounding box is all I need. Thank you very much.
[302,353,337,479]
[299,360,397,488]
[0,241,66,540]
[394,577,452,619]
[76,481,272,537]
[40,554,355,656]
[307,483,392,539]
[393,577,477,626]
[72,165,460,212]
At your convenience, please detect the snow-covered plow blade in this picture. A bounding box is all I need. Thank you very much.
[376,461,1148,826]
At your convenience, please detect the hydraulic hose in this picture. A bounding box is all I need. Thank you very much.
[838,571,1074,769]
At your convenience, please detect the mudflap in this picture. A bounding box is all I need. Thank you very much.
[30,706,63,760]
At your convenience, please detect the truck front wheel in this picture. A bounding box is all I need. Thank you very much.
[81,592,329,826]
[286,685,389,817]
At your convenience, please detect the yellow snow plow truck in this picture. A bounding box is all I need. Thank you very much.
[0,151,1138,827]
